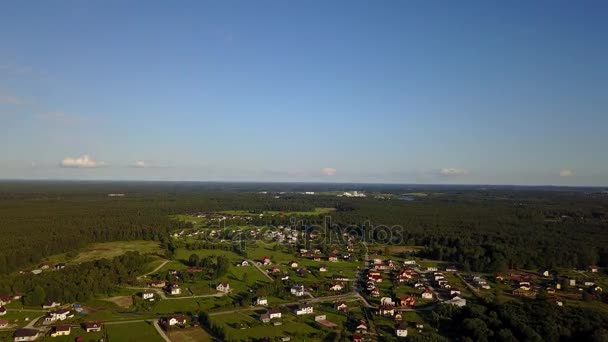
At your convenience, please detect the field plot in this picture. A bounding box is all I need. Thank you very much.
[167,327,213,342]
[40,327,104,341]
[46,240,164,263]
[219,207,335,216]
[105,321,165,342]
[211,311,319,341]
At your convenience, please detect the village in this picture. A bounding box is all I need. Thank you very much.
[1,211,607,342]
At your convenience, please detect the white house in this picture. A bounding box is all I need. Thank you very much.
[166,314,187,326]
[169,284,181,295]
[268,308,282,319]
[396,325,408,337]
[240,260,250,267]
[291,284,305,297]
[330,283,344,291]
[0,306,6,316]
[422,291,433,299]
[45,309,73,323]
[42,301,61,309]
[446,296,467,307]
[294,303,314,315]
[256,297,268,306]
[216,282,230,293]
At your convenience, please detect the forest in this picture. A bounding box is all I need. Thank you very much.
[0,181,607,276]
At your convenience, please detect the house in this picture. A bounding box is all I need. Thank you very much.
[13,328,40,341]
[256,297,268,306]
[0,319,8,329]
[54,263,66,270]
[352,335,363,342]
[31,270,42,275]
[42,301,61,309]
[584,280,595,287]
[330,283,345,291]
[0,293,12,305]
[142,291,155,301]
[270,266,281,274]
[291,284,305,297]
[267,308,282,319]
[371,288,380,297]
[446,266,457,272]
[150,280,166,288]
[39,264,50,270]
[289,261,299,268]
[381,297,395,306]
[427,267,438,272]
[328,255,339,262]
[399,296,416,307]
[216,282,230,293]
[403,260,416,265]
[50,325,71,337]
[46,309,73,322]
[416,323,425,330]
[355,320,368,333]
[240,260,250,267]
[319,265,328,272]
[396,323,408,337]
[589,265,599,273]
[260,314,271,323]
[422,291,433,299]
[0,306,6,316]
[169,284,181,295]
[569,278,576,286]
[378,305,395,316]
[397,269,413,282]
[166,314,187,326]
[450,289,462,296]
[542,270,550,277]
[82,321,102,332]
[552,298,563,307]
[261,256,271,265]
[335,302,348,312]
[445,296,467,307]
[294,303,314,315]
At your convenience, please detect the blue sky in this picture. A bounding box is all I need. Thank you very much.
[1,0,606,185]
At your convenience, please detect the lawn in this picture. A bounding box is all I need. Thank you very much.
[211,310,320,341]
[167,327,213,342]
[105,321,165,342]
[40,327,104,342]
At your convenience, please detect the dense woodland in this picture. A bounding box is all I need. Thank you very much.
[1,181,607,275]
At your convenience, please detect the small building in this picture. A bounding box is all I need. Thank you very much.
[330,283,345,291]
[261,256,271,265]
[378,305,395,317]
[294,303,314,315]
[50,325,71,337]
[216,282,230,293]
[267,308,282,319]
[0,318,8,329]
[42,301,61,309]
[396,323,408,337]
[335,302,348,312]
[142,292,155,301]
[54,263,66,270]
[150,280,166,288]
[289,261,299,268]
[165,314,187,326]
[82,321,102,333]
[169,284,181,295]
[13,329,41,342]
[445,296,467,307]
[319,265,328,272]
[0,306,6,316]
[240,260,250,267]
[589,265,599,273]
[422,291,433,299]
[291,284,305,297]
[256,297,268,306]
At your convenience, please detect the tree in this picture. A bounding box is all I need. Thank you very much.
[25,286,46,306]
[188,253,200,267]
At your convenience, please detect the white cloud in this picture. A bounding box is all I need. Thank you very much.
[0,93,24,105]
[439,168,469,177]
[559,169,573,177]
[60,154,105,168]
[321,167,337,176]
[133,160,148,168]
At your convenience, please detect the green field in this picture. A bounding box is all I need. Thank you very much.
[105,321,165,342]
[45,240,164,264]
[41,327,104,342]
[219,207,335,216]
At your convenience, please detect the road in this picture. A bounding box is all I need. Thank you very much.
[152,319,172,342]
[124,287,227,300]
[138,259,170,279]
[247,259,274,281]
